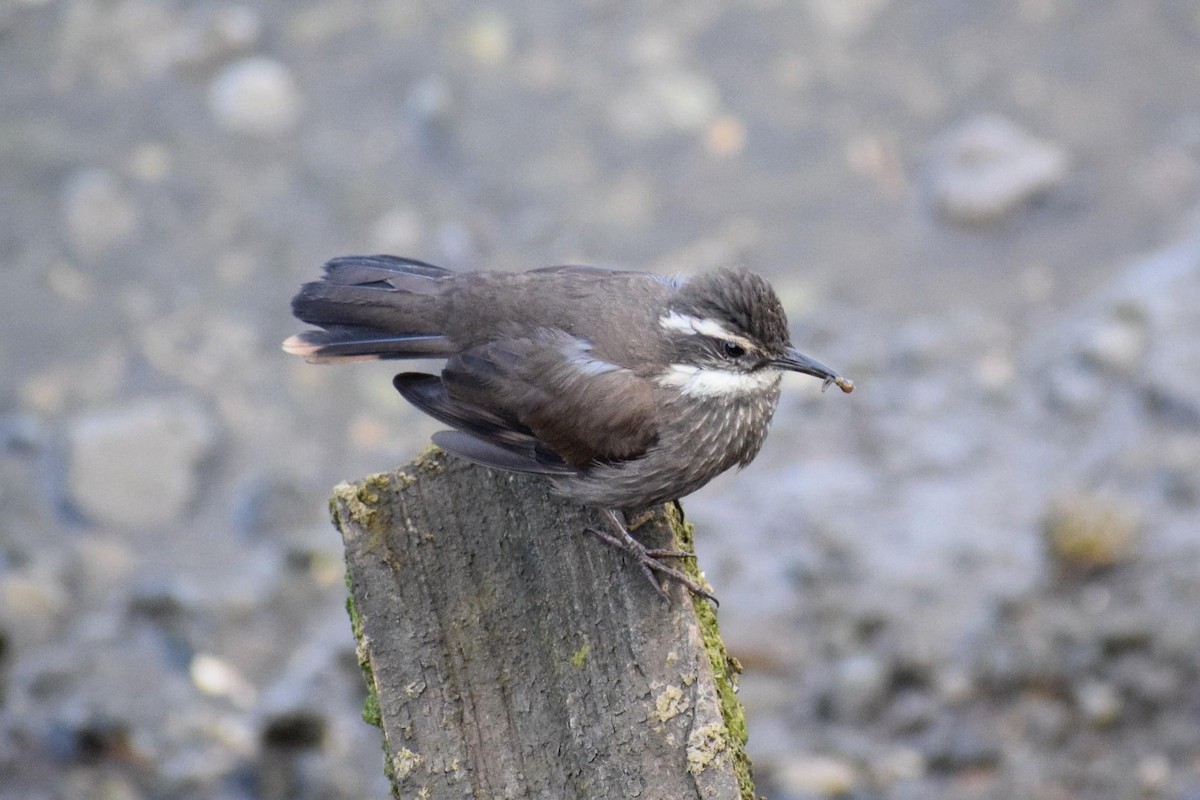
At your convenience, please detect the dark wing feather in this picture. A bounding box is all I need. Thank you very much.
[438,334,659,469]
[393,373,573,474]
[431,430,575,475]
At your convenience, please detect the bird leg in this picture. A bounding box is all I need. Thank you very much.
[586,508,718,604]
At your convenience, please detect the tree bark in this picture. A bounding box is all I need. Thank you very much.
[331,447,754,800]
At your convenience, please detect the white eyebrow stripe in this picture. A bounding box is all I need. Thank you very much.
[659,312,755,351]
[655,364,780,397]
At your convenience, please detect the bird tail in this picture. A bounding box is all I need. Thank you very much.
[283,255,459,363]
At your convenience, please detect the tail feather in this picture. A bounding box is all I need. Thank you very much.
[322,255,451,286]
[285,255,455,363]
[283,329,455,363]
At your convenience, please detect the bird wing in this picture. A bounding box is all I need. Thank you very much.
[395,332,660,472]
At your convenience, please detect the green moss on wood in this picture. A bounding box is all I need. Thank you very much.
[570,642,590,669]
[665,502,755,799]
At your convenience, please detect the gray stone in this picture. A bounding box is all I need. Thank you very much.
[1,413,46,453]
[774,754,859,797]
[208,57,301,136]
[830,654,890,722]
[1080,316,1147,374]
[930,114,1068,224]
[1074,679,1122,727]
[66,397,219,530]
[0,565,70,645]
[61,169,139,258]
[917,715,1002,772]
[609,70,720,139]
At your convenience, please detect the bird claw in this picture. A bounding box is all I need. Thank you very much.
[584,509,719,605]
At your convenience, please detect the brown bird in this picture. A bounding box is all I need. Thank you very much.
[285,255,852,600]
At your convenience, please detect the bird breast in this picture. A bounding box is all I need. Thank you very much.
[551,374,783,510]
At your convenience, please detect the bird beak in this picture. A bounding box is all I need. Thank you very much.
[773,347,855,393]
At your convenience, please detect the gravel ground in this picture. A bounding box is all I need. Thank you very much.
[2,2,1200,798]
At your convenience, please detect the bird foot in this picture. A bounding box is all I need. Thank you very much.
[585,509,718,605]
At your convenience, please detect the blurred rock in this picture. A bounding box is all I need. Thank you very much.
[139,309,259,388]
[128,142,173,183]
[1,413,46,453]
[805,0,889,40]
[459,10,513,67]
[829,654,890,722]
[436,219,476,264]
[61,169,140,259]
[127,578,200,623]
[1015,694,1071,745]
[369,207,424,253]
[775,754,858,796]
[0,566,70,644]
[236,476,315,541]
[1074,679,1122,727]
[882,690,937,734]
[869,747,927,784]
[190,653,256,709]
[1079,316,1146,374]
[1043,360,1107,417]
[261,710,326,749]
[929,114,1067,224]
[69,713,136,764]
[66,397,219,530]
[1111,654,1181,709]
[609,70,721,139]
[63,535,137,603]
[45,261,96,306]
[405,74,453,122]
[1042,495,1139,574]
[208,57,301,137]
[1137,754,1171,793]
[917,715,1002,772]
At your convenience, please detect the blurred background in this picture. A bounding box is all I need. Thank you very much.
[3,1,1200,798]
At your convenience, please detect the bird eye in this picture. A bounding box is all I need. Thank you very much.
[722,341,746,359]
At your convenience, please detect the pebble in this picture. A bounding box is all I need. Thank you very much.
[190,653,257,709]
[208,57,301,137]
[63,535,137,603]
[235,477,314,541]
[775,754,858,796]
[261,710,327,749]
[830,654,890,722]
[66,397,219,530]
[139,309,260,388]
[209,6,263,52]
[870,747,927,784]
[460,10,513,67]
[1080,316,1146,373]
[918,716,1002,772]
[1074,679,1122,727]
[370,207,424,253]
[0,566,70,644]
[929,114,1068,224]
[61,169,140,258]
[1043,361,1107,417]
[1,413,46,453]
[1041,495,1139,573]
[1137,754,1171,792]
[405,75,453,123]
[609,70,720,139]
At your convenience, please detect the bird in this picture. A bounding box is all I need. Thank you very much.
[284,254,852,601]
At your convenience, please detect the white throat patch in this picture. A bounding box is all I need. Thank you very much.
[656,363,780,398]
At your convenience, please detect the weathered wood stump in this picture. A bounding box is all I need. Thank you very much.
[332,447,754,800]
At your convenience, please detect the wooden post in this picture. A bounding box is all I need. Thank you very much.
[331,447,754,800]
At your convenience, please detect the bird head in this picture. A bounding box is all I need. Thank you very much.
[656,267,852,398]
